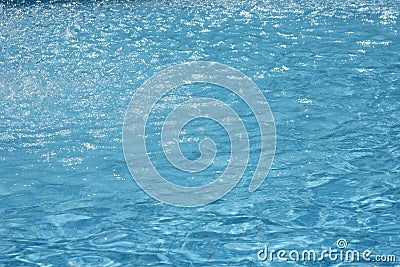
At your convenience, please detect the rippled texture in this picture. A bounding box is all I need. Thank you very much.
[0,0,399,266]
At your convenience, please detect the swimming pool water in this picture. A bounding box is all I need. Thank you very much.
[0,0,399,266]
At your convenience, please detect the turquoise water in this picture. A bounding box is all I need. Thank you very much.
[1,0,399,266]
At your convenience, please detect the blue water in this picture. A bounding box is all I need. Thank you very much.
[1,0,399,266]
